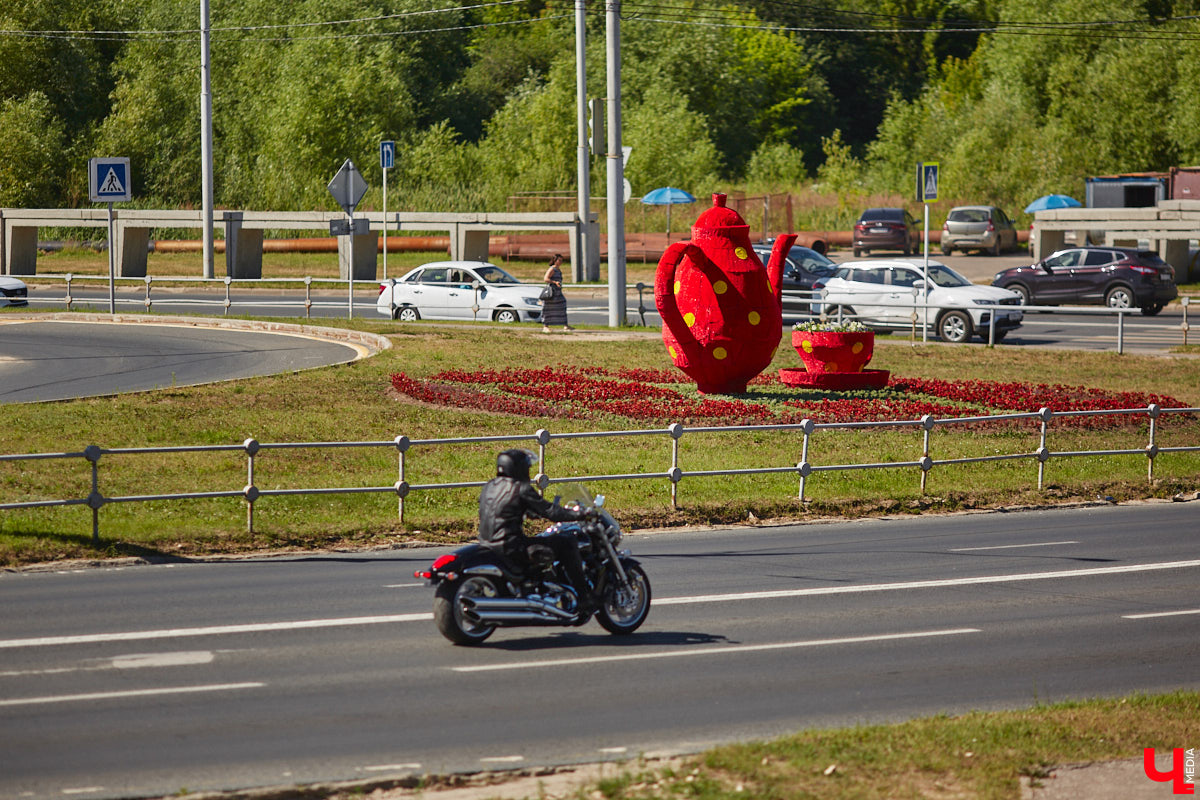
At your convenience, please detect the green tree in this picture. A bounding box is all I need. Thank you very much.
[0,93,66,207]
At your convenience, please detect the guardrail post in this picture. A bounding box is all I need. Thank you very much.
[143,275,153,312]
[797,418,813,502]
[634,282,648,326]
[305,277,313,319]
[84,444,103,543]
[64,273,73,310]
[243,438,260,533]
[223,275,232,316]
[1146,404,1160,483]
[920,415,935,493]
[1182,297,1190,347]
[1036,407,1053,490]
[535,428,551,496]
[394,435,410,523]
[1117,309,1125,355]
[668,423,684,510]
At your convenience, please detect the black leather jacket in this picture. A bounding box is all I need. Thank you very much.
[478,476,584,555]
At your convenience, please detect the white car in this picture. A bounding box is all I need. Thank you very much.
[376,261,544,323]
[814,259,1023,343]
[0,276,29,307]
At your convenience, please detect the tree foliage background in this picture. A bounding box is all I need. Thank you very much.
[2,0,1199,216]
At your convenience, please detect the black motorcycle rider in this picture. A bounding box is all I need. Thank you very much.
[479,449,596,614]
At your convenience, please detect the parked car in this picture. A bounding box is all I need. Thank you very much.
[814,259,1023,343]
[852,207,920,257]
[941,205,1017,256]
[991,247,1177,315]
[376,261,543,323]
[751,241,839,312]
[0,276,29,307]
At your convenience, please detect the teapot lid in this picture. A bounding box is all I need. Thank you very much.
[692,193,749,239]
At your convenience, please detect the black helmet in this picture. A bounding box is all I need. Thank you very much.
[496,448,537,481]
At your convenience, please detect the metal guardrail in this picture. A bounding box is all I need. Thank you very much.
[3,405,1196,543]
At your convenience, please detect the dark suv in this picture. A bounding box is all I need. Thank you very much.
[852,207,919,256]
[991,247,1177,315]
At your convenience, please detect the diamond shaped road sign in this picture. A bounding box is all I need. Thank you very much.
[327,158,368,215]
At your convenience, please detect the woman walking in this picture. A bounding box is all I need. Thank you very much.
[541,253,573,332]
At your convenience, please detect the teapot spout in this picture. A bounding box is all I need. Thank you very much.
[766,234,798,303]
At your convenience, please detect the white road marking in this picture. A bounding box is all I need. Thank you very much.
[360,763,422,772]
[655,560,1200,605]
[599,747,628,754]
[384,583,425,588]
[949,540,1078,552]
[1122,609,1200,619]
[60,788,104,795]
[480,756,525,763]
[111,651,214,669]
[451,629,980,672]
[0,614,431,649]
[0,682,264,707]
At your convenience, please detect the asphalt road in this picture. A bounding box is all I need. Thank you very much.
[21,250,1192,353]
[0,319,365,403]
[1,503,1197,799]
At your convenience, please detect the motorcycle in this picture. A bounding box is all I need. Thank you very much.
[414,484,651,645]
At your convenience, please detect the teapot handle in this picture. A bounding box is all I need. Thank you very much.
[654,241,706,363]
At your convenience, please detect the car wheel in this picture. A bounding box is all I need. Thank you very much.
[493,308,519,324]
[989,238,1000,257]
[1105,285,1134,309]
[1008,284,1030,305]
[852,248,861,257]
[1141,303,1164,316]
[937,310,972,343]
[941,242,953,256]
[397,306,420,322]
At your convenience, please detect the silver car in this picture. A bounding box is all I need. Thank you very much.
[941,205,1017,256]
[376,261,544,323]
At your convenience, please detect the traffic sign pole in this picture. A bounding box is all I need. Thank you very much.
[381,141,394,281]
[107,203,116,315]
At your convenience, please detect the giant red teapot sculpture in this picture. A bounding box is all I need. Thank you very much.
[654,193,797,394]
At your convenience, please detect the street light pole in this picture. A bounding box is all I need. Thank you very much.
[575,0,591,284]
[605,0,626,327]
[200,0,215,279]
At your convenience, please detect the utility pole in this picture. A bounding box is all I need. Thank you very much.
[574,0,591,284]
[605,0,626,327]
[200,0,215,279]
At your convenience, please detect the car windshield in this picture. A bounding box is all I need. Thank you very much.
[948,208,989,223]
[472,264,521,284]
[790,247,837,276]
[923,264,972,287]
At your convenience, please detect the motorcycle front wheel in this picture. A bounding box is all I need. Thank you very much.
[597,562,651,635]
[434,576,497,645]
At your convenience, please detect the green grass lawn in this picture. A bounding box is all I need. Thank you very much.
[1,314,1198,566]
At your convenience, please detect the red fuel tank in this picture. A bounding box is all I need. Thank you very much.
[654,193,797,394]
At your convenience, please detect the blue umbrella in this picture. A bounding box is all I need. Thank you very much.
[640,187,697,237]
[1024,194,1081,213]
[641,187,697,205]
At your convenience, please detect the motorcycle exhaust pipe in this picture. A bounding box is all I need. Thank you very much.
[464,596,576,622]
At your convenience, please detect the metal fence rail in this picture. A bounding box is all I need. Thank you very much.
[3,405,1197,543]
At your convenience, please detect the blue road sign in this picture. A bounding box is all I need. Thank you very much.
[89,157,131,203]
[380,140,395,170]
[916,161,939,203]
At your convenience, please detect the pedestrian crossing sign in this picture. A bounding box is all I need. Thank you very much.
[89,157,132,202]
[916,161,939,203]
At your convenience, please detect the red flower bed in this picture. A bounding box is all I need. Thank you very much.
[389,367,1188,429]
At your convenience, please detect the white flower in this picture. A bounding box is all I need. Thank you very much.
[791,319,869,333]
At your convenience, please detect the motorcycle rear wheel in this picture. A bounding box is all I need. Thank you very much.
[597,563,651,635]
[434,576,498,645]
